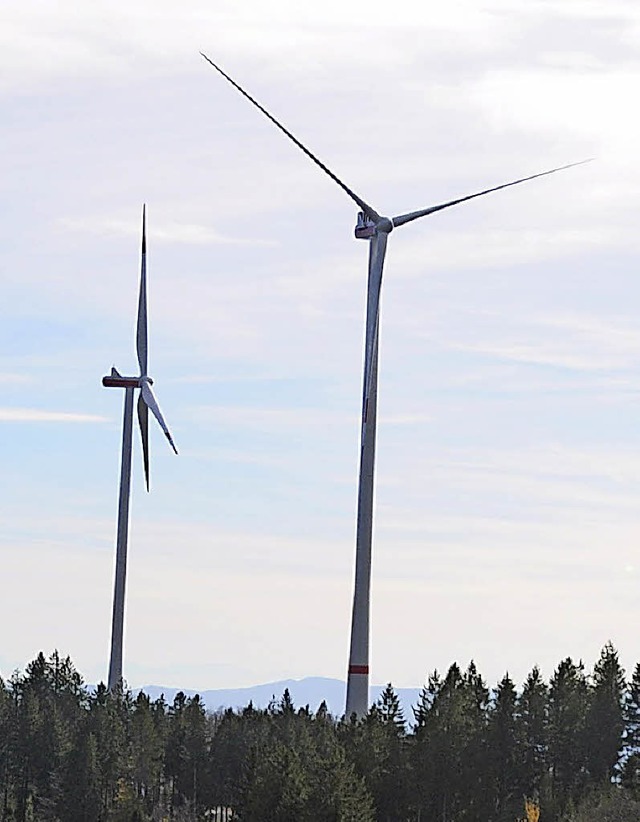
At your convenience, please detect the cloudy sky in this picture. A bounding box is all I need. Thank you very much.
[2,0,640,695]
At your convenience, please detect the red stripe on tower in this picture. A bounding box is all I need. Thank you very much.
[349,665,369,675]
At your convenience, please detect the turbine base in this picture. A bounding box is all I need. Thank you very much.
[345,667,369,719]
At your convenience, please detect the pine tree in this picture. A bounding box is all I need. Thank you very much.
[377,683,406,735]
[621,663,640,793]
[365,684,408,820]
[459,661,491,821]
[547,657,590,816]
[87,682,130,817]
[0,676,15,820]
[316,734,375,822]
[163,692,210,815]
[487,673,520,822]
[410,670,440,816]
[59,728,102,822]
[316,700,329,721]
[130,692,164,813]
[411,662,489,821]
[516,666,549,807]
[585,642,625,784]
[278,688,295,715]
[413,670,440,730]
[9,651,85,820]
[258,741,310,821]
[564,785,640,821]
[183,694,209,813]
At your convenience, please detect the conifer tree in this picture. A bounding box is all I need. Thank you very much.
[9,651,85,819]
[413,670,440,730]
[487,673,520,822]
[130,692,164,812]
[459,661,491,821]
[316,700,329,721]
[585,642,625,784]
[183,694,209,813]
[165,692,209,815]
[377,683,406,735]
[517,666,549,804]
[242,738,310,821]
[410,670,440,817]
[366,684,408,819]
[548,657,590,815]
[621,662,640,793]
[564,785,640,821]
[411,662,488,821]
[59,728,102,822]
[87,683,129,817]
[0,676,15,821]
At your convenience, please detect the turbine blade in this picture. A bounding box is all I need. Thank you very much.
[136,205,148,377]
[137,393,150,491]
[141,381,178,455]
[200,52,381,222]
[361,232,388,443]
[391,159,592,228]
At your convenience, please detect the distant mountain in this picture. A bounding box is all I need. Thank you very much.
[134,677,421,720]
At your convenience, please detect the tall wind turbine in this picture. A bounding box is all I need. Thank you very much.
[201,53,587,718]
[103,206,178,691]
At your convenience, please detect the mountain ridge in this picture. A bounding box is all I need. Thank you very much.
[131,676,421,719]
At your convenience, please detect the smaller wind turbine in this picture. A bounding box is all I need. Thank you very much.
[103,205,177,691]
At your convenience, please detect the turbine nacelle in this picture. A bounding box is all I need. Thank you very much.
[354,212,393,240]
[102,368,154,389]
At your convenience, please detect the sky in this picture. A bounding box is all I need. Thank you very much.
[2,0,640,695]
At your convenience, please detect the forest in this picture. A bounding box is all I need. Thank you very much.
[1,644,640,821]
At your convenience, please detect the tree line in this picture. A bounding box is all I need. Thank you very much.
[1,644,640,821]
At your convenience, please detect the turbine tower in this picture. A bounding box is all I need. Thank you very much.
[104,206,178,691]
[201,53,588,717]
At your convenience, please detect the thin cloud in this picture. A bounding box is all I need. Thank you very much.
[448,341,620,371]
[380,413,433,425]
[190,405,356,429]
[391,225,623,279]
[0,0,507,89]
[442,310,640,372]
[0,408,109,423]
[56,217,275,247]
[0,373,30,384]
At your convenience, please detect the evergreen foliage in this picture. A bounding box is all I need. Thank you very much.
[585,642,625,785]
[547,657,590,815]
[562,785,640,821]
[621,662,640,793]
[517,665,548,801]
[486,673,520,821]
[0,646,638,821]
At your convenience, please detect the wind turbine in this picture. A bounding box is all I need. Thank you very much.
[201,53,588,718]
[103,205,178,691]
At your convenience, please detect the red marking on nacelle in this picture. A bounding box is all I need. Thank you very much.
[348,665,369,675]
